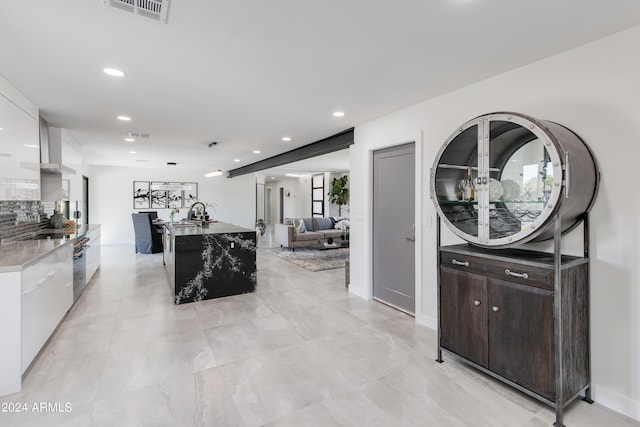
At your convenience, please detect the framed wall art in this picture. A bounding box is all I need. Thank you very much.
[150,182,168,209]
[182,182,198,207]
[167,183,183,209]
[133,181,150,209]
[132,181,198,209]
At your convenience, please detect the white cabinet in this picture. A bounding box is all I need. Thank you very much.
[0,270,21,396]
[21,244,73,372]
[0,90,40,201]
[85,226,101,282]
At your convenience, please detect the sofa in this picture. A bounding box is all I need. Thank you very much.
[275,217,349,250]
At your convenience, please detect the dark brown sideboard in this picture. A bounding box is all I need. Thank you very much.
[438,244,589,405]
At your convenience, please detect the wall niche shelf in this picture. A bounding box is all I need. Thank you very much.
[431,112,600,427]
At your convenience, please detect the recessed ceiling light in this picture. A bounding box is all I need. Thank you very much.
[124,138,135,142]
[271,177,275,180]
[253,150,261,154]
[24,144,39,148]
[0,127,3,131]
[204,170,223,177]
[234,159,241,162]
[282,137,291,142]
[117,115,132,121]
[285,173,303,177]
[332,111,345,117]
[129,151,137,154]
[104,68,125,77]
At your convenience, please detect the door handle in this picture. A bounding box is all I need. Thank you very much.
[405,236,415,242]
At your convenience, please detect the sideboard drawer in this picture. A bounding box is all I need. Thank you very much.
[481,257,553,290]
[441,249,553,290]
[440,251,485,275]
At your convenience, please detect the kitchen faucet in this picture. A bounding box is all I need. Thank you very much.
[187,201,207,221]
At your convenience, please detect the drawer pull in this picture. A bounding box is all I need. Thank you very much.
[452,259,469,267]
[473,300,481,306]
[505,269,528,279]
[492,306,500,312]
[23,278,47,295]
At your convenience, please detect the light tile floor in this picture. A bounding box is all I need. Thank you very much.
[1,242,637,426]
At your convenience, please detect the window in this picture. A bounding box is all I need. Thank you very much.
[311,174,324,217]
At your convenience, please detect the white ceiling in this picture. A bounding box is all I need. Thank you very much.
[1,1,640,174]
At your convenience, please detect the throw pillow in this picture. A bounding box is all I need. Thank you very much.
[302,218,314,232]
[335,219,350,230]
[295,219,307,233]
[313,217,334,231]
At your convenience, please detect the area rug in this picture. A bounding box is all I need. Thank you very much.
[267,247,349,272]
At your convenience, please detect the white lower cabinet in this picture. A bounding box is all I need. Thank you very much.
[0,271,21,396]
[21,244,73,373]
[85,226,101,282]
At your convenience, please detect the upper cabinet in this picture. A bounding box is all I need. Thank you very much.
[0,94,40,201]
[431,112,599,248]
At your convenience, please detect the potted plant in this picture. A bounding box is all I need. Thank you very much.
[255,219,266,235]
[328,175,349,216]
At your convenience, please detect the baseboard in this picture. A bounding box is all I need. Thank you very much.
[348,284,369,300]
[416,314,436,330]
[594,385,640,422]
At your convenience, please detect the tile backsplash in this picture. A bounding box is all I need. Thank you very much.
[0,200,48,240]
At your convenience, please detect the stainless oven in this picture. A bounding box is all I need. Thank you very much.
[72,236,90,302]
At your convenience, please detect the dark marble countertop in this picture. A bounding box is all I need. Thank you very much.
[164,221,254,237]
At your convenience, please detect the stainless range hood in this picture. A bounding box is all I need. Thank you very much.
[39,116,76,175]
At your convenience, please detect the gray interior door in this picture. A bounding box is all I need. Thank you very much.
[373,143,415,314]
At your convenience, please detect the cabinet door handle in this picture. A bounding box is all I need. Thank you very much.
[452,259,469,267]
[505,269,528,279]
[23,278,46,295]
[565,152,570,199]
[492,306,500,312]
[473,300,481,306]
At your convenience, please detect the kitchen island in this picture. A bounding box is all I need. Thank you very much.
[163,221,256,304]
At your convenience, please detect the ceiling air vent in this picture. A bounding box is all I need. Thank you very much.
[103,0,170,24]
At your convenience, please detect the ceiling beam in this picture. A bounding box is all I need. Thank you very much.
[227,128,354,178]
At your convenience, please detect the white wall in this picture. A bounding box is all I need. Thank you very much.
[265,176,311,221]
[90,165,256,245]
[350,25,640,420]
